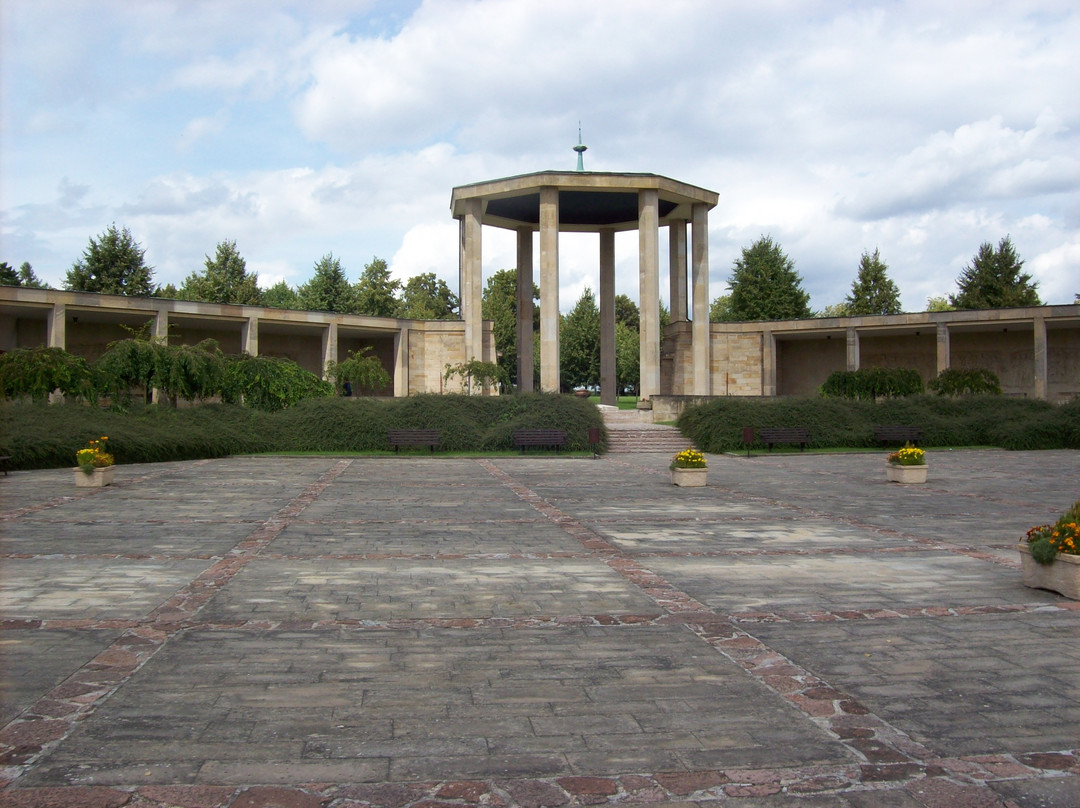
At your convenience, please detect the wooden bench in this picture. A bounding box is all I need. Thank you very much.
[873,425,922,447]
[512,428,567,453]
[0,455,11,476]
[751,427,811,453]
[387,429,442,453]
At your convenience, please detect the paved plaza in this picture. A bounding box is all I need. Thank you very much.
[0,449,1078,807]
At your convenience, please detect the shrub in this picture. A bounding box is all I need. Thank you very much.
[0,347,94,402]
[678,394,1074,454]
[221,354,333,411]
[0,393,606,469]
[821,367,923,400]
[927,367,1002,396]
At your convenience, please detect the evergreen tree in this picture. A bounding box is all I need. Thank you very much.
[298,254,356,313]
[615,321,639,396]
[155,283,181,299]
[0,262,19,286]
[13,262,49,288]
[560,287,600,389]
[354,256,400,317]
[846,249,902,315]
[180,240,261,305]
[396,272,459,320]
[262,280,300,310]
[65,224,155,296]
[949,236,1040,309]
[728,236,810,321]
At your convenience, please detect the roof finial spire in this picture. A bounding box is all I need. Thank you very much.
[573,122,587,171]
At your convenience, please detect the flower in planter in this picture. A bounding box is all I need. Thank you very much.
[670,448,707,470]
[1026,500,1080,565]
[76,436,114,474]
[886,443,925,466]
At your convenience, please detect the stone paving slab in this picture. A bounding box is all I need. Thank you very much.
[200,557,660,621]
[21,626,851,786]
[1,449,1078,808]
[750,611,1080,757]
[267,517,585,556]
[0,629,122,724]
[593,517,911,554]
[0,558,212,620]
[643,551,1062,614]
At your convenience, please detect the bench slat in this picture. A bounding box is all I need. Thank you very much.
[512,429,567,453]
[387,430,442,453]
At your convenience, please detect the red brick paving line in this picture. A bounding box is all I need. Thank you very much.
[475,460,1080,801]
[3,759,1078,808]
[0,460,215,522]
[0,460,354,786]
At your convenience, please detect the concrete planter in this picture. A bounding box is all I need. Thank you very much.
[670,467,707,487]
[74,466,115,487]
[1017,543,1080,600]
[886,463,927,484]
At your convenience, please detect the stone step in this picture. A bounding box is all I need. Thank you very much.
[605,427,693,454]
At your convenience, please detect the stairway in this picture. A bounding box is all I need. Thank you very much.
[601,408,692,454]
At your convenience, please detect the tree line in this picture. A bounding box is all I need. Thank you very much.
[1,224,1062,395]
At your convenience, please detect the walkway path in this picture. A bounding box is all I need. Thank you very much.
[1,449,1077,807]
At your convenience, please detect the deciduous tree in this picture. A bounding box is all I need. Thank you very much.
[262,280,300,310]
[481,268,538,388]
[396,272,459,320]
[560,288,600,389]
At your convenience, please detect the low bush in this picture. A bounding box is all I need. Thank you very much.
[821,367,923,400]
[678,394,1077,453]
[0,393,606,469]
[927,367,1002,396]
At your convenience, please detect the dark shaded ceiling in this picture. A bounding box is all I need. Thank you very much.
[486,191,679,226]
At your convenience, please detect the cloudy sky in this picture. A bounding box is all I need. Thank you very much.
[2,0,1078,313]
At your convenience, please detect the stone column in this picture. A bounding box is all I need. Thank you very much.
[762,329,776,396]
[690,204,710,396]
[151,310,170,404]
[242,316,259,356]
[599,228,617,406]
[462,198,484,362]
[394,329,410,397]
[47,303,66,350]
[322,321,338,376]
[638,189,660,400]
[669,220,688,323]
[936,323,950,375]
[539,186,560,392]
[1033,314,1047,400]
[846,327,860,371]
[516,227,534,393]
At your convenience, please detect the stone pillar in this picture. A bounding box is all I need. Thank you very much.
[516,227,534,393]
[242,316,259,356]
[1033,314,1047,400]
[762,330,776,396]
[599,228,617,406]
[669,220,688,323]
[846,327,860,371]
[322,321,338,376]
[47,303,66,350]
[690,204,710,396]
[151,311,170,404]
[539,186,560,392]
[462,198,484,362]
[638,189,660,400]
[936,323,950,375]
[394,329,410,397]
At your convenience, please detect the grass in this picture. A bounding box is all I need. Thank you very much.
[586,394,639,410]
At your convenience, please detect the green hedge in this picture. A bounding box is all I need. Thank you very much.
[0,393,606,470]
[678,395,1080,453]
[821,367,924,399]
